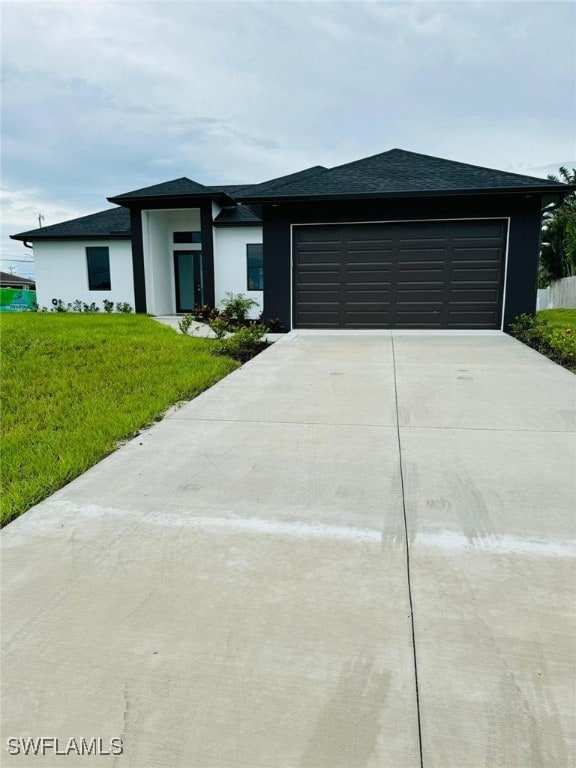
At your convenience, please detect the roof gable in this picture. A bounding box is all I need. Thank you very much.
[109,177,214,201]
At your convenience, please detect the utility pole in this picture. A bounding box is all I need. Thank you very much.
[37,213,45,228]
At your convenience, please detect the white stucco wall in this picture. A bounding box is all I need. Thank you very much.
[142,209,202,315]
[213,226,263,318]
[142,210,171,316]
[33,239,134,310]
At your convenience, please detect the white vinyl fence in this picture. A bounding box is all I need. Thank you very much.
[536,276,576,311]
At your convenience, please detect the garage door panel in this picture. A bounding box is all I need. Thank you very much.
[346,228,394,242]
[297,270,340,285]
[397,223,448,239]
[346,272,392,284]
[398,268,445,283]
[296,229,342,244]
[294,221,505,329]
[345,250,394,263]
[450,288,500,303]
[448,310,499,326]
[395,310,443,327]
[297,289,340,303]
[451,267,500,282]
[397,249,447,262]
[344,310,392,326]
[297,311,340,326]
[396,289,444,303]
[452,247,502,262]
[345,290,391,302]
[297,250,346,264]
[452,220,504,238]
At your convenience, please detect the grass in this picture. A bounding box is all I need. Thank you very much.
[536,308,576,330]
[0,314,238,526]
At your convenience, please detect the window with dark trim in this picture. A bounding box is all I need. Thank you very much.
[86,246,111,290]
[247,244,263,291]
[173,231,202,244]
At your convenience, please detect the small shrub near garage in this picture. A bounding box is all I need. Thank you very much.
[511,312,576,371]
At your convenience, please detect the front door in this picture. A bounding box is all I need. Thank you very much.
[174,251,204,312]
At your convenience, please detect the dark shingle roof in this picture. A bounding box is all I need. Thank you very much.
[108,177,215,201]
[213,205,262,226]
[238,149,570,201]
[0,270,35,286]
[213,184,257,194]
[239,165,328,197]
[11,207,131,241]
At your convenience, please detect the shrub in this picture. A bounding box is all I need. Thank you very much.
[548,327,576,367]
[266,317,283,332]
[178,314,194,335]
[510,313,576,370]
[49,298,131,313]
[211,324,268,362]
[208,316,233,339]
[192,304,220,323]
[510,314,548,350]
[220,292,260,324]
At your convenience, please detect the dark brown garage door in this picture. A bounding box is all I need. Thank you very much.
[293,220,506,329]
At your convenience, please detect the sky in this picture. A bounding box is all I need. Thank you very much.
[1,0,575,280]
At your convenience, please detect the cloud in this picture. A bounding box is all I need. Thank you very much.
[1,0,575,275]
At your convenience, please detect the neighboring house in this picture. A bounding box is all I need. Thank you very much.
[0,271,36,290]
[10,149,573,329]
[0,271,36,312]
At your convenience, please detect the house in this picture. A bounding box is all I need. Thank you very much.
[0,271,36,290]
[10,149,572,329]
[0,271,37,312]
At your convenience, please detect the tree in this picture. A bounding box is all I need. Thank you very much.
[539,167,576,287]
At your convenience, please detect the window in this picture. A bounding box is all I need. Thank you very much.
[247,244,263,290]
[86,247,111,290]
[173,231,202,244]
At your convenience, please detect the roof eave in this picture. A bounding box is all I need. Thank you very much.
[212,220,262,228]
[239,185,572,204]
[10,233,131,242]
[107,191,234,206]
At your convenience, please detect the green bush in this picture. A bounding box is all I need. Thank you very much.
[49,298,132,313]
[178,313,194,335]
[219,292,260,324]
[510,313,576,370]
[208,316,233,339]
[211,324,268,362]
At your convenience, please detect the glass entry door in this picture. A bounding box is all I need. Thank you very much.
[174,251,203,312]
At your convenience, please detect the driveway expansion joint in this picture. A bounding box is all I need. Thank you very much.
[391,335,425,768]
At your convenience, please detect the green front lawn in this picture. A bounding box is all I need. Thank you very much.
[0,314,238,526]
[537,308,576,330]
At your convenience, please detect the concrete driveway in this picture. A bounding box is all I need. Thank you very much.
[2,331,575,767]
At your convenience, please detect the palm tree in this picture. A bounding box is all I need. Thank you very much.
[540,167,576,286]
